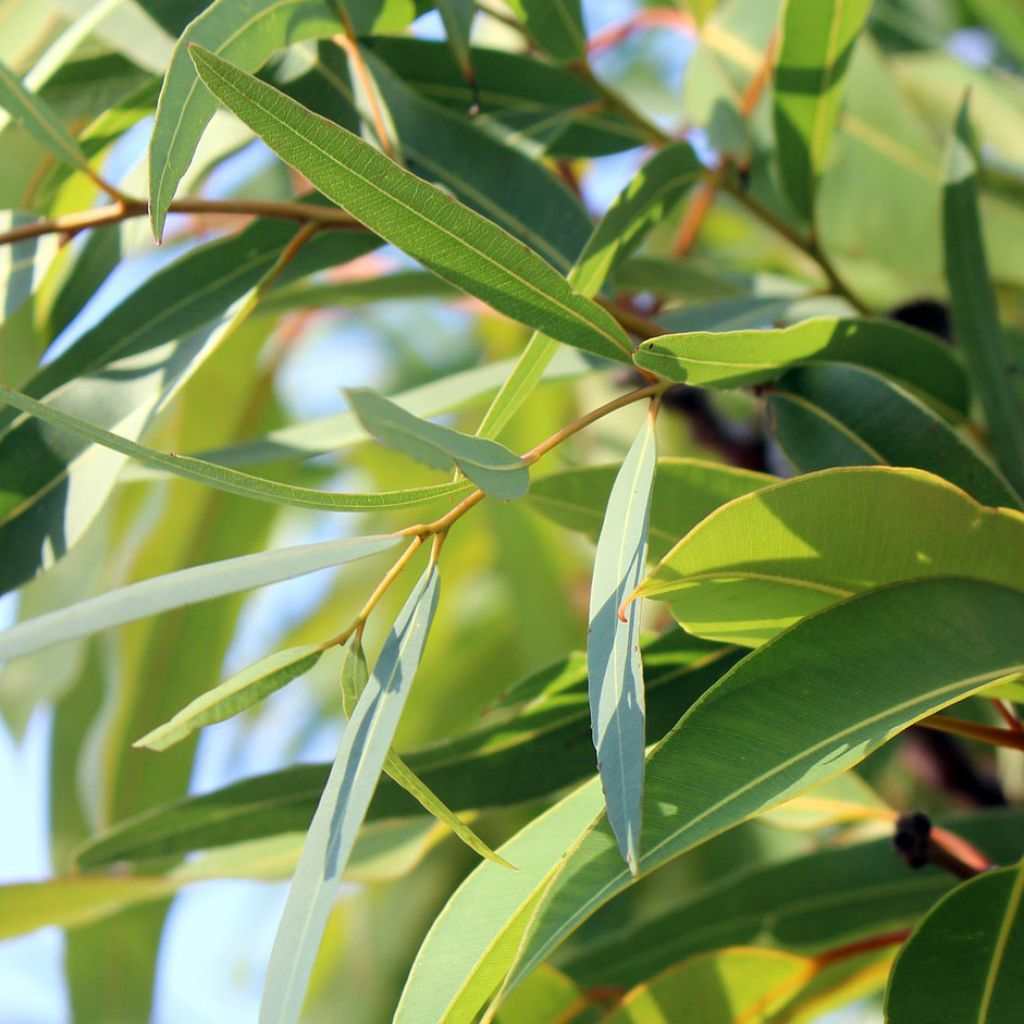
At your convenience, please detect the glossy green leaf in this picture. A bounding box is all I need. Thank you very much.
[346,387,529,499]
[339,635,509,868]
[588,409,657,872]
[0,57,93,175]
[637,467,1024,645]
[435,0,475,81]
[633,316,968,413]
[397,578,1024,1023]
[886,860,1024,1023]
[767,364,1022,509]
[494,965,582,1024]
[134,645,325,752]
[260,566,439,1024]
[477,142,703,440]
[148,0,343,239]
[773,0,873,220]
[943,100,1024,498]
[75,633,740,866]
[564,808,1024,989]
[528,457,772,561]
[0,535,398,666]
[190,47,634,364]
[504,0,586,61]
[0,382,473,515]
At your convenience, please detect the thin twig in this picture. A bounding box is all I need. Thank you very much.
[992,698,1023,732]
[333,24,394,159]
[921,713,1024,753]
[568,58,671,147]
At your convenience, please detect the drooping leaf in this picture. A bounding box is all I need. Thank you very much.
[504,0,586,61]
[259,566,439,1024]
[529,457,772,561]
[767,363,1022,508]
[633,316,968,414]
[189,46,634,363]
[885,860,1024,1023]
[0,535,398,666]
[943,99,1024,497]
[587,407,657,872]
[564,808,1024,990]
[339,635,509,868]
[0,57,94,176]
[148,0,344,239]
[134,646,326,752]
[637,467,1024,645]
[0,381,474,515]
[75,633,740,866]
[346,387,529,499]
[477,142,703,439]
[435,0,476,83]
[396,578,1024,1023]
[773,0,874,220]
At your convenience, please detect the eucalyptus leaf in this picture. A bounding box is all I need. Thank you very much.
[504,0,586,61]
[189,46,634,364]
[346,387,529,499]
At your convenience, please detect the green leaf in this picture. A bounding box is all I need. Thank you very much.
[943,99,1024,498]
[345,387,529,499]
[633,316,968,413]
[637,467,1024,645]
[564,808,1024,989]
[189,46,633,364]
[0,535,398,666]
[528,457,772,561]
[74,633,740,866]
[504,0,586,61]
[148,0,343,239]
[962,0,1024,67]
[0,57,94,176]
[0,382,473,515]
[435,0,476,82]
[885,860,1024,1023]
[260,566,439,1024]
[134,646,325,752]
[339,636,510,868]
[477,142,703,439]
[773,0,874,221]
[397,578,1024,1023]
[767,363,1023,509]
[587,409,657,872]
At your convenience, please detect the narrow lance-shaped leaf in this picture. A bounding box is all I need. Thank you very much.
[346,388,529,500]
[504,0,586,61]
[435,0,476,84]
[633,316,968,414]
[259,564,440,1024]
[188,46,633,364]
[0,535,399,666]
[773,0,873,220]
[149,0,343,239]
[394,578,1024,1024]
[943,98,1024,497]
[587,405,657,872]
[0,383,473,515]
[477,142,703,439]
[0,58,95,176]
[339,636,510,868]
[885,860,1024,1023]
[134,646,326,752]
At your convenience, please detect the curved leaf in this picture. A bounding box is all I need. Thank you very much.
[588,409,657,871]
[504,0,586,61]
[774,0,874,220]
[633,316,968,413]
[346,387,528,499]
[886,860,1024,1023]
[396,578,1024,1023]
[259,566,439,1024]
[0,535,398,666]
[767,363,1022,508]
[189,46,634,363]
[637,467,1024,646]
[149,0,343,239]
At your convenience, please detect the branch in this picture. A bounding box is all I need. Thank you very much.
[0,196,367,247]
